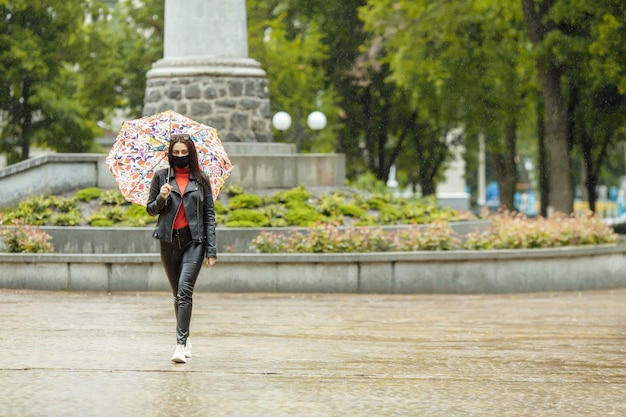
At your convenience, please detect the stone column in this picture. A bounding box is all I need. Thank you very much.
[143,0,272,142]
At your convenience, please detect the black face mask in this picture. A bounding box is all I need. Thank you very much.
[171,154,191,168]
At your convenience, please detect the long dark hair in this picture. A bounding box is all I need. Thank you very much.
[168,134,212,192]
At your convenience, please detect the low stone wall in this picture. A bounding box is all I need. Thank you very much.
[0,148,345,208]
[1,244,624,294]
[0,154,116,208]
[37,220,491,254]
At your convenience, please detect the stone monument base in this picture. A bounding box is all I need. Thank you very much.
[223,143,346,190]
[143,57,272,142]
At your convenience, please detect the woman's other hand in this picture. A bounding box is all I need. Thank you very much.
[205,257,217,268]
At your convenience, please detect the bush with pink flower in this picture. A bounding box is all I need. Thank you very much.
[252,210,618,253]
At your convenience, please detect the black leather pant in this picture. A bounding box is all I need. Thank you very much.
[160,227,205,346]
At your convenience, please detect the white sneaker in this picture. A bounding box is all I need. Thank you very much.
[184,339,192,358]
[171,344,186,363]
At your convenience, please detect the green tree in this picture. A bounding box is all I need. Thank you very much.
[359,0,536,205]
[522,0,626,214]
[588,1,626,95]
[0,0,164,163]
[297,0,376,175]
[0,1,99,161]
[521,0,578,214]
[249,0,399,179]
[462,0,537,211]
[105,0,164,118]
[557,0,626,212]
[247,0,340,153]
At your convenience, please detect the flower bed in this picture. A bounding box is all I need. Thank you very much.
[0,185,618,254]
[252,210,618,253]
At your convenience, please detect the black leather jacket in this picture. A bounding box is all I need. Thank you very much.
[146,167,217,258]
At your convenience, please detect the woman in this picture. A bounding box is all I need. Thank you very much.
[147,134,217,363]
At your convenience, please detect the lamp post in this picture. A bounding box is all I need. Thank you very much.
[272,110,326,152]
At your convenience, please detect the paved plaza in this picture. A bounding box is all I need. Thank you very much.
[1,288,625,416]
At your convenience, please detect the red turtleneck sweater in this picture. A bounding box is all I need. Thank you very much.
[173,167,190,229]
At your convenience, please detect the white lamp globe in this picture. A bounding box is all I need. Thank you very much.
[272,111,292,131]
[307,111,327,130]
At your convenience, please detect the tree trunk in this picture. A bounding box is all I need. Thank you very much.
[568,82,597,212]
[20,80,33,160]
[522,0,573,214]
[362,85,377,174]
[540,67,572,214]
[419,144,446,197]
[488,122,517,211]
[537,102,549,217]
[582,127,613,214]
[420,174,437,197]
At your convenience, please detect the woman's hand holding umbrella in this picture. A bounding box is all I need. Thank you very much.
[160,184,172,199]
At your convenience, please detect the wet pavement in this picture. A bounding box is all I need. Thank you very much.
[0,288,625,416]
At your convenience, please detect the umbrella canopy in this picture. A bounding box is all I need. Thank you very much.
[105,110,233,206]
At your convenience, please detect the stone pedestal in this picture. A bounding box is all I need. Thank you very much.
[143,58,272,142]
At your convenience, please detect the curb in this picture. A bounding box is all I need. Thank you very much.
[1,244,624,294]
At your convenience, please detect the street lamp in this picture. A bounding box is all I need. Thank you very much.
[307,111,327,131]
[272,110,326,152]
[271,111,292,131]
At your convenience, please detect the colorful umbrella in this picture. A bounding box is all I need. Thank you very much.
[105,110,233,206]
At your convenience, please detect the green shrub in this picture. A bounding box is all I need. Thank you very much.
[318,192,343,216]
[100,190,127,205]
[118,217,152,227]
[229,194,262,209]
[90,219,114,227]
[283,206,324,226]
[226,209,269,227]
[347,172,388,193]
[75,187,102,202]
[354,215,379,226]
[269,218,288,227]
[338,203,366,218]
[260,204,286,220]
[224,183,244,196]
[51,211,83,226]
[214,201,229,214]
[88,206,126,226]
[224,220,259,228]
[397,203,429,224]
[13,196,53,225]
[366,198,387,211]
[48,196,78,212]
[271,185,311,204]
[115,204,155,227]
[377,206,404,225]
[2,184,466,230]
[127,204,147,218]
[318,192,366,219]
